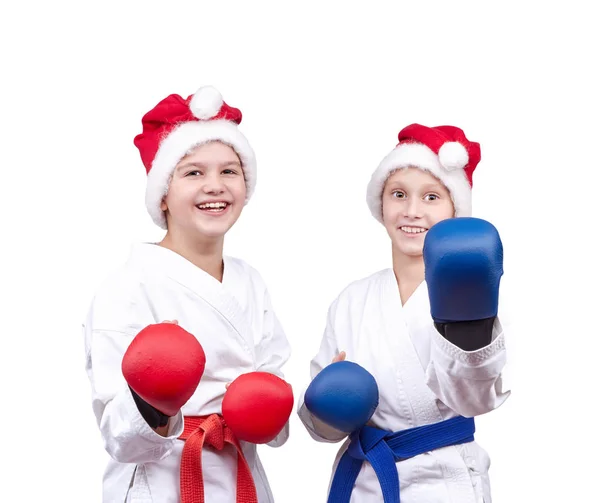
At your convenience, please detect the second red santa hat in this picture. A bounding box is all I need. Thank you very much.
[366,123,481,223]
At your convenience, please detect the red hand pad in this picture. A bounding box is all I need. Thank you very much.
[222,372,294,444]
[122,323,206,416]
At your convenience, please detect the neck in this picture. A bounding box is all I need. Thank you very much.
[392,246,425,304]
[158,228,225,282]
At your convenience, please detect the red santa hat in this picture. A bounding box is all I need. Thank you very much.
[134,86,257,229]
[366,123,481,223]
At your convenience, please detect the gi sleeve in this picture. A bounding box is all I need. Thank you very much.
[83,288,184,464]
[424,297,512,417]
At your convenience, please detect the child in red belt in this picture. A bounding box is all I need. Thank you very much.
[83,85,293,502]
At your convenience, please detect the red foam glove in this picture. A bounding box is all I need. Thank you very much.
[122,323,206,417]
[222,372,294,444]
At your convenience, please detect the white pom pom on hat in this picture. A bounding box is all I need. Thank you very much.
[438,141,469,171]
[189,86,224,120]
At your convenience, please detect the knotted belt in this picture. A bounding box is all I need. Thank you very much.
[178,414,258,503]
[328,415,475,503]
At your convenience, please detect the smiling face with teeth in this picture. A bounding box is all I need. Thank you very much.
[382,167,455,258]
[160,141,247,242]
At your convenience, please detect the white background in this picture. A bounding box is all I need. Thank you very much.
[1,1,599,501]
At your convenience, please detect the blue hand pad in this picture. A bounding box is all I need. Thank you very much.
[423,217,503,323]
[305,361,379,433]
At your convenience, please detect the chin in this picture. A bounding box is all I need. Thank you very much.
[194,225,229,239]
[401,249,424,258]
[196,219,237,238]
[393,240,424,258]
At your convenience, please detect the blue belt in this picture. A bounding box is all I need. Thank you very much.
[327,415,475,503]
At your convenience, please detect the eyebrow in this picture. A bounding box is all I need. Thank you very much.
[388,183,444,192]
[176,160,241,172]
[421,183,444,191]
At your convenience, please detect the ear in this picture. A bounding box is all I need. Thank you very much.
[160,197,168,212]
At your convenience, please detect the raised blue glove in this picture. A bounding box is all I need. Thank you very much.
[304,361,379,433]
[423,217,503,350]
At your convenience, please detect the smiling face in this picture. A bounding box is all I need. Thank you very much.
[160,141,247,240]
[381,167,455,258]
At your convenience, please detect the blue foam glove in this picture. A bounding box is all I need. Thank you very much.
[304,361,379,433]
[423,217,503,324]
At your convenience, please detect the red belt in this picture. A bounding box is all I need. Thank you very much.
[178,414,258,503]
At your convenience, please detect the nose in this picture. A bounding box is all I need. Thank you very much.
[202,172,225,194]
[404,197,423,219]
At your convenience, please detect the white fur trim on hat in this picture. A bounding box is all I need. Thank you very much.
[366,142,472,223]
[145,120,256,229]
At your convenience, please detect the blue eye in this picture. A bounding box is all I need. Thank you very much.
[425,194,439,201]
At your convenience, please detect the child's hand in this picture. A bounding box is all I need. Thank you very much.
[331,351,346,364]
[162,319,179,325]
